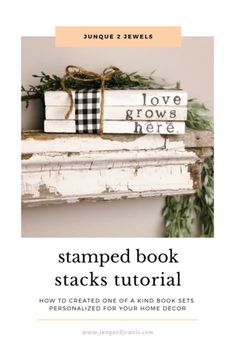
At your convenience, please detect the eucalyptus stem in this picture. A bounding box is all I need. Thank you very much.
[163,154,214,237]
[21,70,165,108]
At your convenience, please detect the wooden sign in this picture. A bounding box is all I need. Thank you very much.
[44,90,187,134]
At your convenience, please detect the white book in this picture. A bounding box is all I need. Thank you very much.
[44,120,76,133]
[103,121,185,135]
[44,90,187,107]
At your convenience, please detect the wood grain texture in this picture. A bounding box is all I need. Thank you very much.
[21,130,202,207]
[166,128,214,147]
[22,150,198,207]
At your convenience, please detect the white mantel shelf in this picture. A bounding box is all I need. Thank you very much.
[21,129,213,207]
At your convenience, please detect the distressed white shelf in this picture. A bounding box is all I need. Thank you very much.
[21,130,213,207]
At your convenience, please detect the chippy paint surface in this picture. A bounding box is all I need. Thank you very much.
[22,133,199,207]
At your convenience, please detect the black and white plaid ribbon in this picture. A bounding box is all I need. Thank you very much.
[74,89,100,133]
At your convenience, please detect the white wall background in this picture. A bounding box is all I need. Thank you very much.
[21,37,213,237]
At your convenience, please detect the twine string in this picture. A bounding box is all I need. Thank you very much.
[60,65,121,134]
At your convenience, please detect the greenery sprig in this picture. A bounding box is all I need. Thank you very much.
[162,155,214,237]
[21,72,61,108]
[21,70,166,108]
[21,71,212,130]
[187,99,212,130]
[162,97,213,238]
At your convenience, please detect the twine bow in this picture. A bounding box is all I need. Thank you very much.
[60,65,121,134]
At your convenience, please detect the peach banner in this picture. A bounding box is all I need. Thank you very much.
[55,26,181,47]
